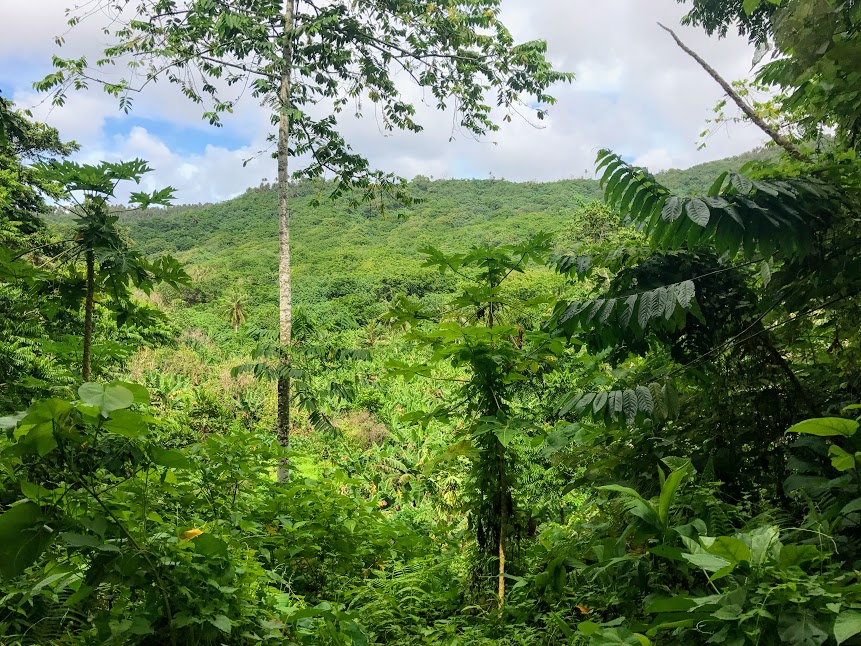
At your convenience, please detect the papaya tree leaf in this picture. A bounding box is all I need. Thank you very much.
[78,383,135,418]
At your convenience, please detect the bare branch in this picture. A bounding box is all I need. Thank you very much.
[657,22,808,161]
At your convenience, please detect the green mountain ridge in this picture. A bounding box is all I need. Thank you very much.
[117,147,773,331]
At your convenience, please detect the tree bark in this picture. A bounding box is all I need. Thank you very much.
[276,0,297,483]
[657,23,808,161]
[487,297,506,607]
[82,248,95,381]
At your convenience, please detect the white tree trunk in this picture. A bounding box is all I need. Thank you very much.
[276,0,297,483]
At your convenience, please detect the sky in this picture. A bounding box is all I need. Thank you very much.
[1,0,767,205]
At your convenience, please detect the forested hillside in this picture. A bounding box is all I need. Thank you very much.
[121,177,604,328]
[116,151,769,331]
[4,1,861,645]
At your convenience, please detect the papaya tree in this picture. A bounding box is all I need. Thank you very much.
[386,234,570,605]
[37,0,572,475]
[37,159,187,380]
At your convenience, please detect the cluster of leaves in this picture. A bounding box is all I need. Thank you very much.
[557,381,680,427]
[597,149,838,260]
[0,381,433,644]
[232,318,371,434]
[38,0,571,208]
[8,0,861,642]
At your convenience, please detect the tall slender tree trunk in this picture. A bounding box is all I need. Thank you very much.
[82,248,95,381]
[276,0,297,483]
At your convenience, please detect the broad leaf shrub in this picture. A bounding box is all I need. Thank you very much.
[501,412,861,646]
[0,382,428,645]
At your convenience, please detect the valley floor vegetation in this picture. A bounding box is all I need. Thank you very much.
[4,0,861,644]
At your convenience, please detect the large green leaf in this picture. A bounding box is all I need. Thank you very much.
[662,197,683,222]
[622,389,638,425]
[149,446,193,469]
[102,409,149,439]
[18,424,59,457]
[787,417,859,438]
[682,552,732,572]
[700,536,751,565]
[592,627,651,645]
[638,290,654,329]
[686,198,711,226]
[193,533,229,559]
[658,460,691,528]
[644,595,696,613]
[494,425,521,447]
[209,614,233,634]
[78,383,135,418]
[777,609,828,646]
[549,612,574,638]
[593,391,609,415]
[20,481,63,504]
[0,502,51,579]
[676,280,695,309]
[834,610,861,645]
[635,386,654,415]
[14,400,70,456]
[19,398,73,427]
[731,173,753,194]
[749,526,780,568]
[60,532,120,553]
[828,445,856,471]
[620,294,637,327]
[108,381,150,404]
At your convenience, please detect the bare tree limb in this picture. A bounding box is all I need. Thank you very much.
[657,22,807,161]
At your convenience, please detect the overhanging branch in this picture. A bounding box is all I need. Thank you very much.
[657,22,807,161]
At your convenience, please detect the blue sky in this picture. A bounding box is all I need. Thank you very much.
[1,0,768,204]
[100,117,249,157]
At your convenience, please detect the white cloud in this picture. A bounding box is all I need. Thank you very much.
[104,127,271,204]
[12,89,116,142]
[572,61,625,95]
[1,0,769,204]
[633,148,676,172]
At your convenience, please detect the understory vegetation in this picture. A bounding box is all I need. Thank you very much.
[4,0,861,644]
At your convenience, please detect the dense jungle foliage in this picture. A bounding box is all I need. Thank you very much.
[4,0,861,644]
